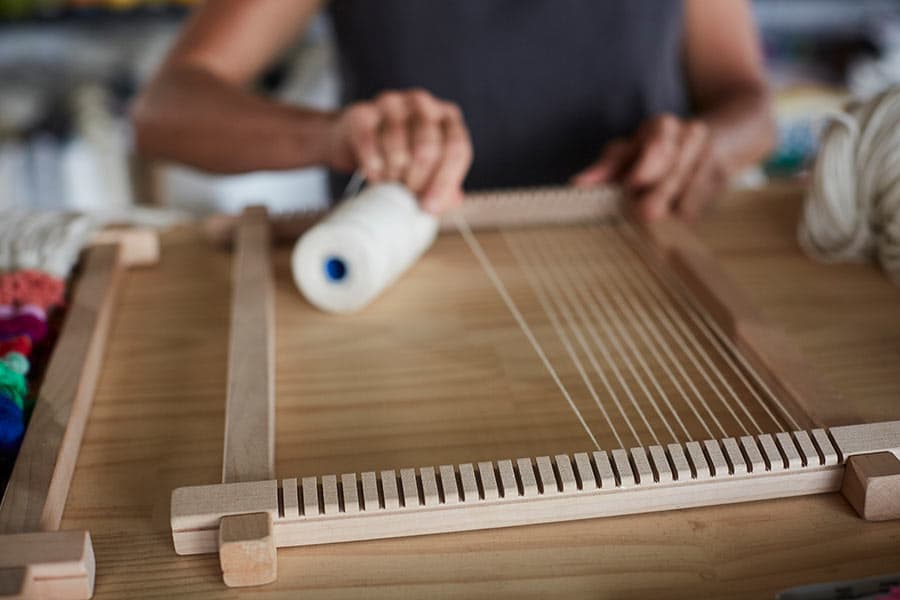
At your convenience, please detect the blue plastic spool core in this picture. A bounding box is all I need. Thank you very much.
[324,256,348,282]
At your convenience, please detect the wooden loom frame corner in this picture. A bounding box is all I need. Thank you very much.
[0,229,160,599]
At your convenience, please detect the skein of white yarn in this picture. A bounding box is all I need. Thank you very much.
[0,210,98,277]
[799,86,900,282]
[291,183,438,313]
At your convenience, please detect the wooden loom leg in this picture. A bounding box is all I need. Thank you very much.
[219,513,276,587]
[0,244,131,599]
[841,453,900,521]
[218,206,277,588]
[90,228,160,268]
[0,531,95,600]
[831,421,900,521]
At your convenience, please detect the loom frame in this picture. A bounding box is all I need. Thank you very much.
[0,229,159,599]
[174,192,900,588]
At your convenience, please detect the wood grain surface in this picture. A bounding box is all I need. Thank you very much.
[56,183,900,599]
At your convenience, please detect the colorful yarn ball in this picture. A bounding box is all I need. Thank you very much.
[0,270,65,310]
[0,313,47,342]
[0,335,31,357]
[0,392,24,454]
[876,586,900,600]
[2,352,28,375]
[0,304,46,321]
[0,362,27,410]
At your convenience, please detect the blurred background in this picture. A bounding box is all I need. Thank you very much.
[1,0,899,217]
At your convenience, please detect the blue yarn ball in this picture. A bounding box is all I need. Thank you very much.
[0,393,24,455]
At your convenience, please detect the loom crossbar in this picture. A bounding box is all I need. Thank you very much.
[171,421,900,555]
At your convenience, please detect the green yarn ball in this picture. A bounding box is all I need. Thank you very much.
[1,352,29,376]
[0,361,27,410]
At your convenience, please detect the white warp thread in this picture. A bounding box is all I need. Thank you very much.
[291,183,438,313]
[0,210,98,278]
[799,86,900,283]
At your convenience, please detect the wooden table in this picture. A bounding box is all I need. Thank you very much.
[60,183,900,599]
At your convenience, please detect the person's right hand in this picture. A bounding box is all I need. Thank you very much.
[326,89,473,214]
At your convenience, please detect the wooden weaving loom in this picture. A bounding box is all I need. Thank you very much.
[0,229,158,599]
[173,188,900,589]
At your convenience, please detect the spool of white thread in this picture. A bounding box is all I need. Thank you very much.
[291,183,438,313]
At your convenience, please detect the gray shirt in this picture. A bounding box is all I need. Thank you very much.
[330,0,688,190]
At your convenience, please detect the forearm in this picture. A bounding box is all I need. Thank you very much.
[698,86,777,177]
[131,65,336,173]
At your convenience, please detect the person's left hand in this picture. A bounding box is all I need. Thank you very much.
[571,114,728,222]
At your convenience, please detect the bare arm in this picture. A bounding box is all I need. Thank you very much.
[684,0,775,174]
[574,0,776,221]
[132,0,471,212]
[132,0,330,173]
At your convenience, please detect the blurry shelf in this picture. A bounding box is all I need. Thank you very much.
[0,2,192,26]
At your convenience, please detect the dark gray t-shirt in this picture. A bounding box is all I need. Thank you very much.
[330,0,688,190]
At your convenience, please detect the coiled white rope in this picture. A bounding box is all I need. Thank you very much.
[0,211,98,277]
[799,86,900,283]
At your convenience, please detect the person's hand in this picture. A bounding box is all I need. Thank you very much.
[326,89,473,214]
[572,114,728,221]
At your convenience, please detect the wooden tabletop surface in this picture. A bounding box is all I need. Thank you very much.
[60,183,900,599]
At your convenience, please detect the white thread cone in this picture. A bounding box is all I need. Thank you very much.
[291,183,438,313]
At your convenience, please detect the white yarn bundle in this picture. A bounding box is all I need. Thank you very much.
[799,86,900,282]
[291,183,438,313]
[0,210,98,277]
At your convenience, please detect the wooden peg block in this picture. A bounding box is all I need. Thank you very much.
[703,440,730,477]
[497,461,518,498]
[341,473,360,514]
[535,456,559,495]
[793,430,821,467]
[361,472,379,510]
[91,228,160,268]
[459,464,479,501]
[219,513,277,588]
[775,432,803,469]
[758,434,786,472]
[400,469,420,507]
[666,444,692,482]
[739,436,766,474]
[321,475,339,515]
[420,467,440,506]
[630,447,655,484]
[516,459,540,497]
[477,462,500,500]
[301,477,320,517]
[0,530,94,599]
[811,429,840,466]
[841,452,900,522]
[721,438,748,475]
[0,567,31,597]
[685,442,711,480]
[554,455,578,492]
[282,479,299,519]
[592,451,615,488]
[380,471,401,510]
[573,453,597,490]
[648,446,674,483]
[439,465,460,505]
[611,449,635,487]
